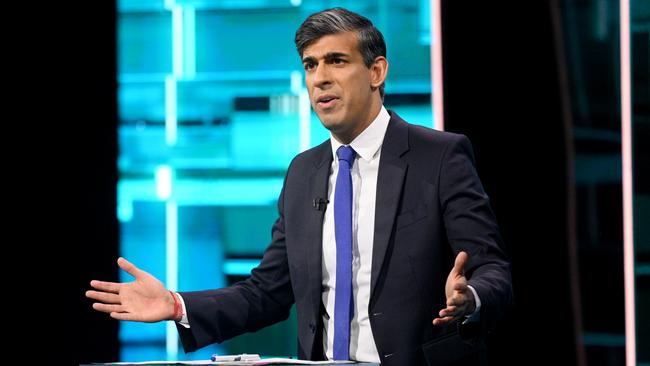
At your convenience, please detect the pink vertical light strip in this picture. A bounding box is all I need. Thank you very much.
[620,0,636,365]
[431,0,444,131]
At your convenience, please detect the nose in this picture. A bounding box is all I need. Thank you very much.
[312,63,332,89]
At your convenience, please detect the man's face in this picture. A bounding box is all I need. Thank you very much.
[302,31,381,143]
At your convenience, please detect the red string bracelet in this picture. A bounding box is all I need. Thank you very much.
[170,290,183,322]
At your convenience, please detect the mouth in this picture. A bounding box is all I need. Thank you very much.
[316,95,339,109]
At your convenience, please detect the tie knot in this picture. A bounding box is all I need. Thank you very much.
[336,145,356,165]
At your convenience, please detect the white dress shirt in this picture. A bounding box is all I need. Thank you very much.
[320,106,390,362]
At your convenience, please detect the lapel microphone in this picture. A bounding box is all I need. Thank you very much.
[312,198,329,211]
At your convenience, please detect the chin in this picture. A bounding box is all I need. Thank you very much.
[315,113,334,128]
[318,117,344,132]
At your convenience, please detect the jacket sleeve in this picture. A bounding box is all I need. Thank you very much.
[438,134,513,334]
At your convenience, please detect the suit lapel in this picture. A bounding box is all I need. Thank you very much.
[306,142,333,313]
[370,112,410,302]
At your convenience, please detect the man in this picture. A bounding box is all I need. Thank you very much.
[87,8,512,365]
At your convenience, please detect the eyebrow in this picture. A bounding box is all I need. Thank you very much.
[302,52,350,64]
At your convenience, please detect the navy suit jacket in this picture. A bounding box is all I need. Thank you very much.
[177,111,512,365]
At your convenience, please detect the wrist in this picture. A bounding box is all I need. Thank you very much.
[169,290,183,322]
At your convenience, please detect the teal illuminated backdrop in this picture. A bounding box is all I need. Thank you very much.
[117,0,435,361]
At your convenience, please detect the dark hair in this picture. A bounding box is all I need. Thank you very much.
[295,7,387,100]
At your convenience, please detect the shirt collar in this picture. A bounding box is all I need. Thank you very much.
[330,105,390,163]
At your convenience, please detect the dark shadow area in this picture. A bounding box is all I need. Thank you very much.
[442,1,576,365]
[77,0,120,363]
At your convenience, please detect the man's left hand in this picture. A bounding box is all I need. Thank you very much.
[432,251,476,326]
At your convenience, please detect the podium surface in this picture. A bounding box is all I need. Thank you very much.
[80,363,379,366]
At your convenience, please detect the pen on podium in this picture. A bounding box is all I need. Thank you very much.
[210,354,238,362]
[211,353,260,362]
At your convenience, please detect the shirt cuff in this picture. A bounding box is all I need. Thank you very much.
[176,293,190,328]
[463,285,481,324]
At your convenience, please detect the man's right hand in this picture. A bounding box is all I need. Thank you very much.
[86,257,176,322]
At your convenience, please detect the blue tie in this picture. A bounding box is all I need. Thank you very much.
[333,145,356,360]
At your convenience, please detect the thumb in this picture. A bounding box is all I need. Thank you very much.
[117,257,145,279]
[452,251,468,276]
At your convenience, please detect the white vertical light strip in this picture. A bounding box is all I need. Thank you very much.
[172,6,184,78]
[293,70,311,151]
[299,88,311,151]
[165,75,178,146]
[155,165,172,200]
[167,4,182,147]
[291,70,302,94]
[620,0,635,365]
[155,164,179,358]
[165,199,179,360]
[166,1,181,359]
[183,6,196,78]
[430,0,444,130]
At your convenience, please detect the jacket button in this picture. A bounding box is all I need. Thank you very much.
[308,323,316,333]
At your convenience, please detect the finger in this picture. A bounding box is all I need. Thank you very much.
[118,257,145,279]
[442,305,467,318]
[86,290,121,304]
[92,302,125,314]
[110,312,139,321]
[447,293,468,307]
[432,315,456,326]
[439,305,457,317]
[452,251,468,276]
[90,280,121,294]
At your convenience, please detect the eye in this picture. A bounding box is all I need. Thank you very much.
[332,58,344,64]
[304,62,316,71]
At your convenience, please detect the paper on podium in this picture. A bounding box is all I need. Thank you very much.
[243,358,355,365]
[102,357,356,365]
[208,358,355,365]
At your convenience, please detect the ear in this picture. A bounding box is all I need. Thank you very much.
[370,56,388,89]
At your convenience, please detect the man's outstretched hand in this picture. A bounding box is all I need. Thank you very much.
[86,257,176,322]
[432,251,476,326]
